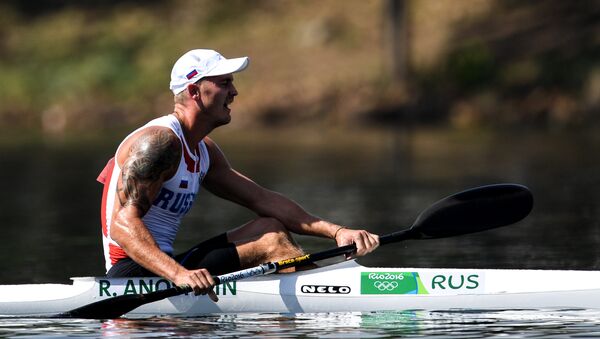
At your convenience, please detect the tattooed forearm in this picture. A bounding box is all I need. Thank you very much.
[119,128,182,212]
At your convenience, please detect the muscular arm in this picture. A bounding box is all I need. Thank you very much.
[203,137,379,256]
[111,127,183,279]
[110,127,218,299]
[202,138,344,239]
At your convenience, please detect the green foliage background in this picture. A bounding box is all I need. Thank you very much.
[0,0,598,136]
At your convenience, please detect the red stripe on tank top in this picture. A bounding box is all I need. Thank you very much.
[183,144,200,173]
[109,243,128,264]
[98,157,116,237]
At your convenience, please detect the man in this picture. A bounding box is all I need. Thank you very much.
[97,49,379,302]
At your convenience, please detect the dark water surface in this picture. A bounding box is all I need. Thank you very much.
[1,127,599,337]
[2,309,600,338]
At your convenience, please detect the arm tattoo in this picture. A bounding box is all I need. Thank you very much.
[119,129,182,213]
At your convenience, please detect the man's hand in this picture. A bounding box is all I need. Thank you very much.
[173,268,219,302]
[334,227,380,257]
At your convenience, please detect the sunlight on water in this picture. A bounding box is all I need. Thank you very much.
[2,310,600,338]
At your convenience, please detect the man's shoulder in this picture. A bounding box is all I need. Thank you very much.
[202,136,224,156]
[202,136,215,147]
[117,126,181,165]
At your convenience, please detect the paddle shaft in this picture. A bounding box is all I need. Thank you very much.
[58,228,418,319]
[177,228,417,292]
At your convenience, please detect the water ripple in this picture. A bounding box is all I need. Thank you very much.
[2,309,600,338]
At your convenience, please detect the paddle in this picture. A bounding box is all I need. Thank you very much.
[56,183,533,319]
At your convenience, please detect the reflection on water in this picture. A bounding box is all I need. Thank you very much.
[1,128,600,285]
[2,310,600,338]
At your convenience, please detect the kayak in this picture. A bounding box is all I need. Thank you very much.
[2,259,600,318]
[0,183,544,319]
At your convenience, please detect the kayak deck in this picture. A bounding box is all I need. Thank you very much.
[2,260,600,317]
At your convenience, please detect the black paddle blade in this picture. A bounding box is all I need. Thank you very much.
[410,183,533,239]
[54,286,186,319]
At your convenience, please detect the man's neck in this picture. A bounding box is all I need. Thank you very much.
[172,105,214,147]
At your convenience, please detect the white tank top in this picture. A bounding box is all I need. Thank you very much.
[98,115,210,273]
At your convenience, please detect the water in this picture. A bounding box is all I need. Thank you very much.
[2,310,600,337]
[1,127,600,337]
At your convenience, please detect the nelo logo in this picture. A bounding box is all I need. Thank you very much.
[300,285,351,294]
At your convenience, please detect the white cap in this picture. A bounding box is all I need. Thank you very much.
[169,49,249,95]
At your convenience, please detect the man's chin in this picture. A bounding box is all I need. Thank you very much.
[216,115,232,126]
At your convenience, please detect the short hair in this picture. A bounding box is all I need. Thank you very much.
[173,79,202,104]
[174,90,187,104]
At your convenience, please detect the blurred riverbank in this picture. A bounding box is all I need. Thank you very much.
[0,0,598,136]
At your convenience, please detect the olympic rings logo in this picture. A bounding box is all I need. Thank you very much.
[373,280,398,291]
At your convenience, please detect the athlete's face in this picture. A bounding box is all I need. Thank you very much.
[197,74,238,126]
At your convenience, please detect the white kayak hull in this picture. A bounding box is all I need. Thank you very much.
[2,260,600,317]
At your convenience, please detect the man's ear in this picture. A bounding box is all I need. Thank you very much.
[186,83,201,99]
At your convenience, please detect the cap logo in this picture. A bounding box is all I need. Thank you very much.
[186,69,199,80]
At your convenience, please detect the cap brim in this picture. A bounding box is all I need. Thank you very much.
[204,57,249,77]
